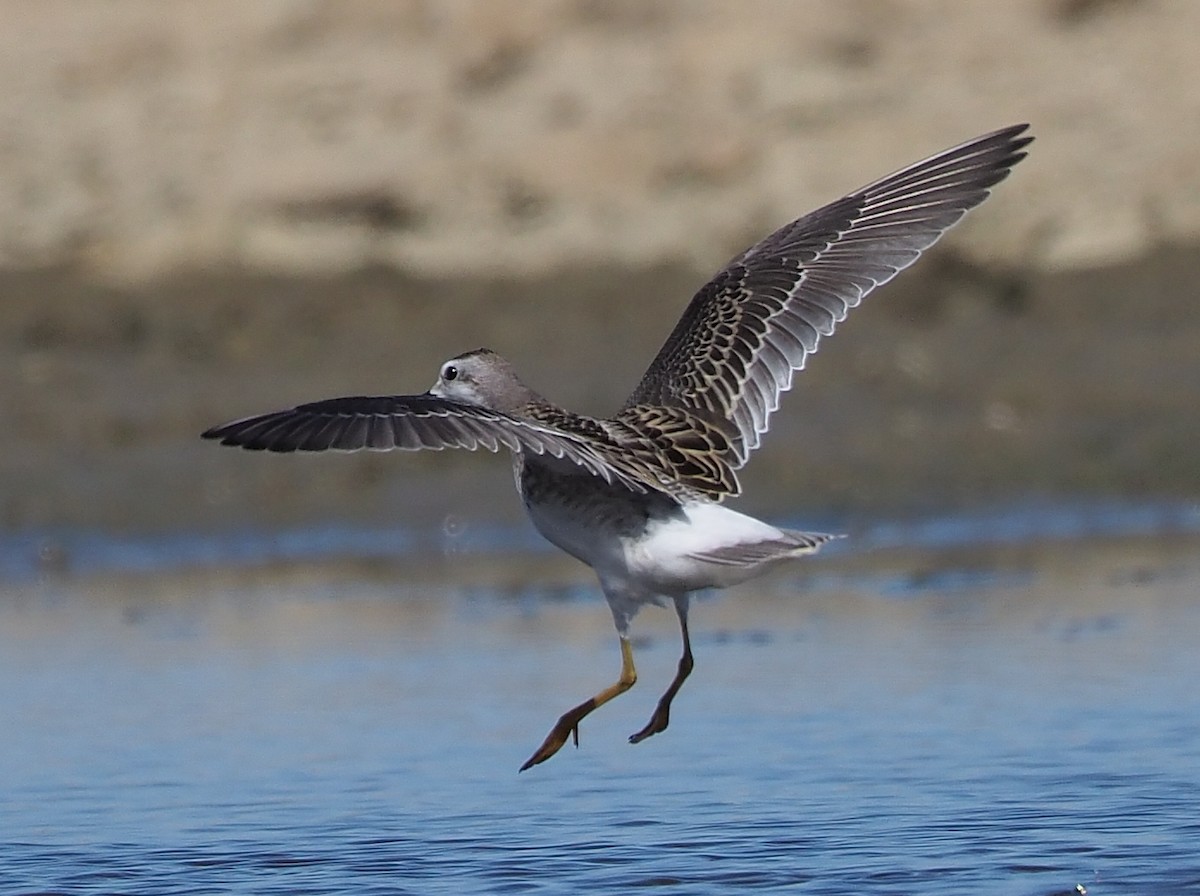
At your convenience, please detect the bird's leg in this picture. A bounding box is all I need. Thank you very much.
[519,635,637,771]
[629,597,693,744]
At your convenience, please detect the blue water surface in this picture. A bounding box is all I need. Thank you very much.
[2,512,1199,894]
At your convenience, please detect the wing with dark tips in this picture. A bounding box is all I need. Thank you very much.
[625,124,1033,469]
[202,393,650,491]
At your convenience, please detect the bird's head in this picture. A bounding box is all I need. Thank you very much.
[429,348,538,413]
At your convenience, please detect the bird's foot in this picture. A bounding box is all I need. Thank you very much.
[519,639,638,771]
[519,708,587,772]
[629,647,690,745]
[628,704,670,744]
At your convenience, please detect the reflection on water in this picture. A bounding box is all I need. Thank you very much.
[2,524,1200,895]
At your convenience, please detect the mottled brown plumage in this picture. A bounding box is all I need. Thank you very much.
[625,124,1033,470]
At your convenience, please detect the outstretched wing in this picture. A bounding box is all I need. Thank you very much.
[202,393,650,491]
[624,123,1032,469]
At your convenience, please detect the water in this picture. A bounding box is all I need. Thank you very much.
[5,496,1200,583]
[3,523,1200,894]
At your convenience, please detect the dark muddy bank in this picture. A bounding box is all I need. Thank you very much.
[3,244,1198,535]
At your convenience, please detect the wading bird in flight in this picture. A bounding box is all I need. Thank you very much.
[204,124,1032,771]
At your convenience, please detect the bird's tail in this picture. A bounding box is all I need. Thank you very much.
[687,529,840,568]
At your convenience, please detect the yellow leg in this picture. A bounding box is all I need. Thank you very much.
[629,608,693,744]
[519,636,637,771]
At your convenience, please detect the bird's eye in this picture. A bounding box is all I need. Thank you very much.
[443,365,458,381]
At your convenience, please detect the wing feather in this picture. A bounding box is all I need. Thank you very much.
[624,124,1032,476]
[203,393,650,492]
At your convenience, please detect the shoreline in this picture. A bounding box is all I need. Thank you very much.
[6,499,1199,595]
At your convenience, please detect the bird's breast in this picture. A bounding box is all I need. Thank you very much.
[516,455,678,571]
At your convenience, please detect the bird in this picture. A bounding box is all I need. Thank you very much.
[203,124,1032,771]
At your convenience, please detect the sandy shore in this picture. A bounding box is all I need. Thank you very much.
[2,2,1199,281]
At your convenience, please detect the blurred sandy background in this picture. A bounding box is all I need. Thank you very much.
[2,0,1198,535]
